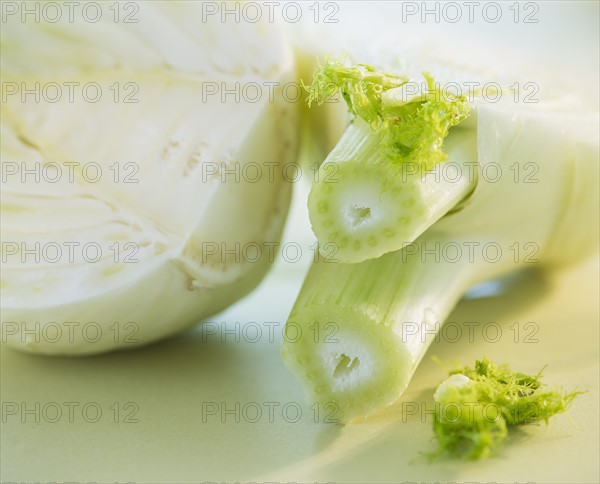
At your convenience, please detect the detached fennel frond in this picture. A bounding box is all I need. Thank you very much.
[305,58,473,263]
[432,357,584,459]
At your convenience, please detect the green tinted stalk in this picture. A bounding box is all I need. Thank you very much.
[309,118,477,262]
[281,231,475,422]
[304,59,473,263]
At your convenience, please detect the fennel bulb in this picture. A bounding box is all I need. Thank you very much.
[1,2,298,354]
[282,59,599,422]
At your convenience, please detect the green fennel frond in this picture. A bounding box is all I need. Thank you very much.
[304,58,471,170]
[432,357,584,460]
[305,57,408,125]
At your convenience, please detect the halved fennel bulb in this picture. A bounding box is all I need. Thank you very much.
[0,3,298,354]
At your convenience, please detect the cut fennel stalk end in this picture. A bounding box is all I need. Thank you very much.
[304,58,473,263]
[281,233,474,422]
[308,118,478,263]
[282,303,413,421]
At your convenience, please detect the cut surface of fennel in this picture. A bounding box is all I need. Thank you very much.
[305,60,474,263]
[308,118,477,262]
[1,4,298,354]
[282,100,599,422]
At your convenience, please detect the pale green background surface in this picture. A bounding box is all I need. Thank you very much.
[2,184,599,483]
[1,2,599,483]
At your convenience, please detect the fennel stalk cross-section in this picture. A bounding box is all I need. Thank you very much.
[305,60,474,263]
[0,3,299,355]
[282,60,599,422]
